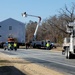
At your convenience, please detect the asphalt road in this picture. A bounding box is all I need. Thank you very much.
[0,48,75,75]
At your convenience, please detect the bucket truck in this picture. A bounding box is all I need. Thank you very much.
[62,22,75,59]
[22,12,57,49]
[22,12,46,48]
[22,12,41,40]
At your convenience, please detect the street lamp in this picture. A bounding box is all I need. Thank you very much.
[22,12,41,40]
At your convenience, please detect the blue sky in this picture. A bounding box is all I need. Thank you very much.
[0,0,75,23]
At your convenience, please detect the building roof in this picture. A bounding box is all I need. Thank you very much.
[0,18,25,26]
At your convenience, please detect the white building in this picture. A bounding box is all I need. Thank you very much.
[0,18,25,44]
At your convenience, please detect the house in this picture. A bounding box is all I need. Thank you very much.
[0,18,26,47]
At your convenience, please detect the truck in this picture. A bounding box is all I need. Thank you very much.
[22,12,56,49]
[62,37,70,51]
[62,22,75,59]
[30,40,46,49]
[30,40,56,49]
[22,12,46,49]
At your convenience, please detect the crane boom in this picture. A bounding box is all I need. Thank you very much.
[33,22,39,40]
[22,12,41,40]
[33,17,41,40]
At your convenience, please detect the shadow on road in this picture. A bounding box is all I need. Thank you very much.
[0,66,26,75]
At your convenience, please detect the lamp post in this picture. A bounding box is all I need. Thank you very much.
[22,12,41,40]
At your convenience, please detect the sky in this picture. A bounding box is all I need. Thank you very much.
[0,0,75,23]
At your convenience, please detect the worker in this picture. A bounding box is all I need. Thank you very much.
[46,42,50,50]
[25,42,31,49]
[14,42,17,51]
[8,43,11,50]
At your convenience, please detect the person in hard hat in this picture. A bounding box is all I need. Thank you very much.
[14,42,17,51]
[46,42,50,50]
[8,43,11,50]
[25,41,31,49]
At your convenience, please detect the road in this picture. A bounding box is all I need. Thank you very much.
[0,48,75,75]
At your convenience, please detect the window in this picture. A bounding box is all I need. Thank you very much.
[0,26,1,28]
[9,26,12,30]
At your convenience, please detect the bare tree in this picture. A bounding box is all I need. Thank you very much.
[59,3,75,23]
[26,20,37,42]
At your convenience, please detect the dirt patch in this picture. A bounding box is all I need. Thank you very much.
[0,52,66,75]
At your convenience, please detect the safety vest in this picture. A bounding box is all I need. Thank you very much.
[14,43,17,47]
[46,43,50,47]
[8,44,11,47]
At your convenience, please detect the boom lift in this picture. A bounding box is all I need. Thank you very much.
[22,12,41,41]
[22,12,46,48]
[22,12,56,49]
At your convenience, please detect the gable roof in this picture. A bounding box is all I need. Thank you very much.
[0,18,25,26]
